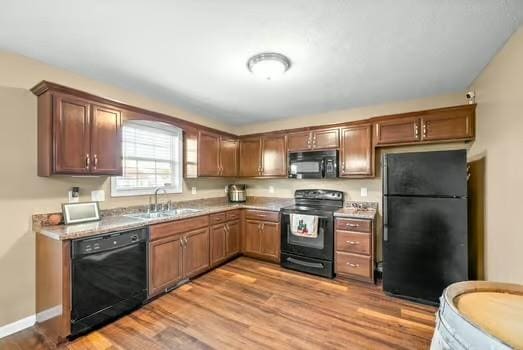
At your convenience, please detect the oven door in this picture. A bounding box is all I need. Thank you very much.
[280,209,334,261]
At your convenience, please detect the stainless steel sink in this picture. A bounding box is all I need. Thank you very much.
[125,208,201,220]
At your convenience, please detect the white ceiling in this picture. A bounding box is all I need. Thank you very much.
[1,1,523,125]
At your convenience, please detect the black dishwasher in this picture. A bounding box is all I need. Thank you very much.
[71,228,147,337]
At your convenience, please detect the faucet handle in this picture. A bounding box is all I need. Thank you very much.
[166,200,173,211]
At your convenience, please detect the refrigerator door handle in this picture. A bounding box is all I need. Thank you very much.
[383,155,388,195]
[383,198,388,226]
[384,226,388,241]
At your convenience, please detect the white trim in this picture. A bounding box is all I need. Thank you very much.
[0,314,35,338]
[36,305,62,323]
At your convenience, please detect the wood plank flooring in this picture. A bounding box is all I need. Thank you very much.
[0,257,436,350]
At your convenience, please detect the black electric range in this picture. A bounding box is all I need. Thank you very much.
[280,189,344,278]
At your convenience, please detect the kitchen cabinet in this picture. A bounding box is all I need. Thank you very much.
[287,128,339,152]
[90,104,122,175]
[149,216,210,297]
[340,124,373,177]
[36,92,122,176]
[373,105,475,146]
[239,137,262,177]
[242,210,280,262]
[261,135,287,176]
[183,227,210,278]
[335,218,375,283]
[210,211,241,267]
[420,109,474,142]
[374,116,420,146]
[197,131,238,177]
[149,234,184,296]
[239,135,286,177]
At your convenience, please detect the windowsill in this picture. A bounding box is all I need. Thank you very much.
[110,188,182,198]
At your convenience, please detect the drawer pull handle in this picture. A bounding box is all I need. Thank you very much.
[347,263,360,268]
[257,214,266,217]
[346,223,359,227]
[346,241,359,245]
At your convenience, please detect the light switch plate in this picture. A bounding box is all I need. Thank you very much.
[191,187,197,195]
[360,187,368,197]
[91,190,105,202]
[269,186,275,194]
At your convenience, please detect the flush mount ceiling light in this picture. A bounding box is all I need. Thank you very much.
[247,52,291,80]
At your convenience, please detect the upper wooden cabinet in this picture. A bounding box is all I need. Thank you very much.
[374,105,475,146]
[261,135,287,176]
[239,135,287,177]
[287,128,339,152]
[36,91,122,176]
[197,131,238,177]
[340,124,373,178]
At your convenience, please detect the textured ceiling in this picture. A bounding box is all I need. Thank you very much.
[1,1,522,125]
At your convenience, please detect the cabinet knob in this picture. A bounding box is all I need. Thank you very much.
[414,123,420,139]
[93,154,98,169]
[85,154,90,169]
[347,263,360,268]
[346,241,360,245]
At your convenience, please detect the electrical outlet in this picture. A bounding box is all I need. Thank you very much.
[269,186,275,194]
[68,191,79,203]
[225,185,228,193]
[191,187,197,195]
[360,187,368,197]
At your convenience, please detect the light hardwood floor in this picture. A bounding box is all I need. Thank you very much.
[0,257,436,350]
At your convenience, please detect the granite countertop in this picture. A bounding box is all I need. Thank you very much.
[35,197,378,240]
[333,207,377,220]
[36,199,291,241]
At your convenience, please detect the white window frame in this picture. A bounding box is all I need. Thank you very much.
[111,120,183,197]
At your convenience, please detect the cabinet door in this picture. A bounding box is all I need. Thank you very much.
[90,104,122,175]
[260,222,280,262]
[287,131,312,152]
[220,138,239,177]
[374,116,420,146]
[340,124,373,177]
[421,110,474,142]
[226,220,241,257]
[198,131,221,176]
[149,234,184,297]
[243,220,261,254]
[210,224,227,266]
[183,227,210,278]
[239,137,262,177]
[312,128,339,149]
[53,94,91,174]
[183,128,199,178]
[261,135,287,176]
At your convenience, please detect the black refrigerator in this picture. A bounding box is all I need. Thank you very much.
[382,150,468,305]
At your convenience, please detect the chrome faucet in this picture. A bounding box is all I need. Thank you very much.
[153,186,168,212]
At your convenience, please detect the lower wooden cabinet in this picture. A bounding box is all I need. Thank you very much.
[184,228,210,278]
[335,217,375,283]
[210,224,227,266]
[149,234,184,296]
[226,220,241,257]
[149,216,210,297]
[243,214,280,263]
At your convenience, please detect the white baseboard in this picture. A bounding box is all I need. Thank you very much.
[0,315,36,339]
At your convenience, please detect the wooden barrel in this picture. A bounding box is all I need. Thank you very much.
[431,281,523,350]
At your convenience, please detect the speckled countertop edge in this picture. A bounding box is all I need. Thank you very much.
[36,201,290,241]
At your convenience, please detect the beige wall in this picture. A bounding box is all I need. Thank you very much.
[468,27,523,284]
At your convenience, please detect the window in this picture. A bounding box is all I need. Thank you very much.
[111,120,182,197]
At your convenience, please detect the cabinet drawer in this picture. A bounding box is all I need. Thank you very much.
[244,210,279,222]
[210,212,226,224]
[336,231,371,255]
[336,252,372,278]
[150,215,209,241]
[226,210,241,221]
[335,218,371,233]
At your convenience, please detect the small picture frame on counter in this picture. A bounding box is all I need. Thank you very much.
[62,202,101,225]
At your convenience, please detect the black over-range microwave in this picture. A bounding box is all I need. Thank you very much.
[288,150,338,179]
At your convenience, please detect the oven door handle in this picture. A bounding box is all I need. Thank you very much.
[286,257,324,269]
